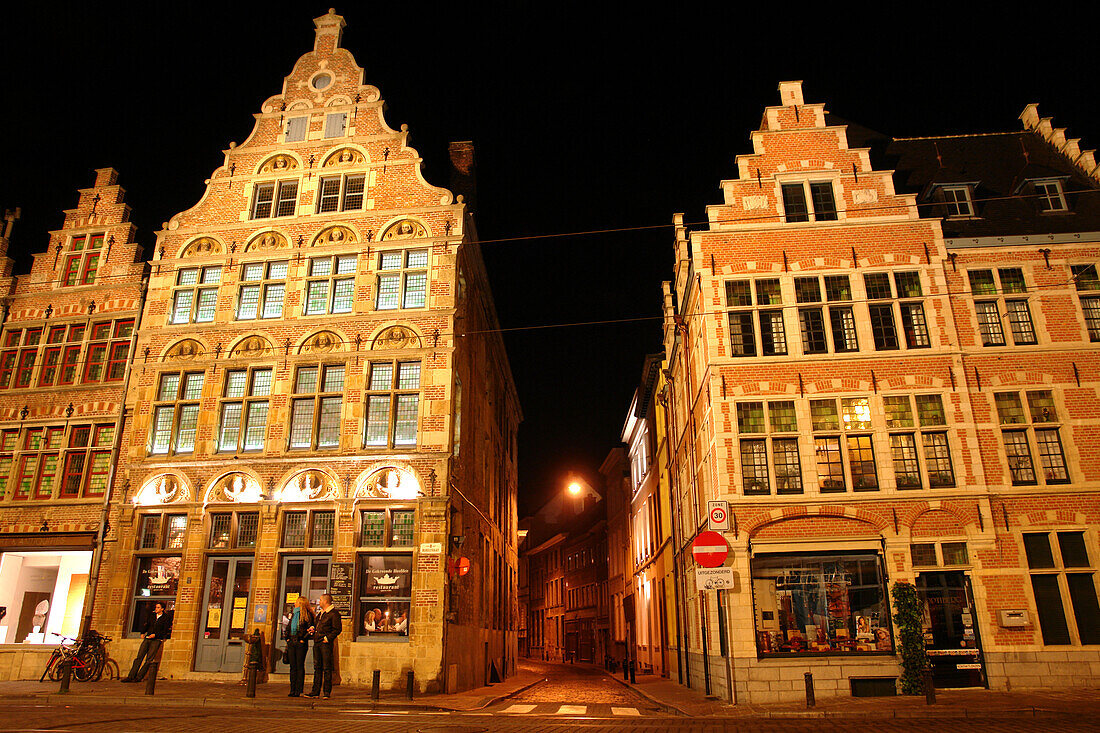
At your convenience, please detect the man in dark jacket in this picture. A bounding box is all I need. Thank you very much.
[122,602,172,682]
[304,593,341,698]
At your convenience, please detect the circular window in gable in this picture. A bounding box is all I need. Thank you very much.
[312,73,333,90]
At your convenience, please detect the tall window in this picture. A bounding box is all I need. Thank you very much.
[939,185,974,217]
[864,271,930,351]
[11,427,63,500]
[994,390,1069,486]
[150,372,205,455]
[61,234,104,286]
[0,423,114,501]
[737,401,802,495]
[288,365,344,450]
[1024,531,1099,645]
[251,180,298,219]
[968,268,1035,346]
[376,249,428,310]
[794,275,857,355]
[304,255,356,315]
[884,394,955,489]
[811,397,878,492]
[60,424,113,498]
[237,260,287,320]
[365,361,420,447]
[84,319,134,383]
[1071,264,1100,342]
[725,278,786,357]
[170,267,221,324]
[316,174,366,213]
[781,181,838,223]
[218,367,273,452]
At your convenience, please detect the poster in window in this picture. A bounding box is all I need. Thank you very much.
[360,555,412,596]
[136,557,181,596]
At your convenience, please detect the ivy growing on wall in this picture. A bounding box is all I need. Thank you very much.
[891,580,928,695]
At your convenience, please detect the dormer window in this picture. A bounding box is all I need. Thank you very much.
[62,234,104,286]
[781,181,837,223]
[1033,179,1068,212]
[940,185,974,218]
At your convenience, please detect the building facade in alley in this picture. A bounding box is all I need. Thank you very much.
[0,11,520,691]
[662,81,1100,702]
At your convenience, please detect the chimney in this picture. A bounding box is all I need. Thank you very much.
[448,141,477,213]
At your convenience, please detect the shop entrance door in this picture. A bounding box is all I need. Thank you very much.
[273,556,330,673]
[916,571,986,688]
[195,557,253,673]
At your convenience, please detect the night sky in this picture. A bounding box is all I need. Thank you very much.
[2,3,1097,515]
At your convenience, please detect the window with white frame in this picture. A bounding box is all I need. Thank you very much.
[316,174,366,213]
[864,271,930,351]
[218,367,273,452]
[629,423,650,488]
[781,181,837,223]
[1024,531,1099,645]
[968,268,1035,346]
[910,541,969,567]
[939,185,975,217]
[170,266,221,324]
[1071,264,1100,342]
[288,364,344,450]
[251,180,298,219]
[726,278,786,357]
[365,361,420,447]
[61,233,104,287]
[994,390,1069,486]
[1031,179,1068,213]
[304,255,356,315]
[376,249,428,310]
[236,260,287,320]
[883,394,954,489]
[150,372,205,455]
[737,400,802,495]
[810,397,878,492]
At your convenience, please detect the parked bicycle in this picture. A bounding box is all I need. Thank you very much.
[40,630,118,683]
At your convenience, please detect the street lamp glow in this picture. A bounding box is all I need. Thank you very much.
[567,482,583,496]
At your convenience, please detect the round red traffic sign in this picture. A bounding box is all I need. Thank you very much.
[692,530,729,568]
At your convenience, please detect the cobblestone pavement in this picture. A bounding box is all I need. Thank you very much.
[2,702,1098,732]
[498,660,658,709]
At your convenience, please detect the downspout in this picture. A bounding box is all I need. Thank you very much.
[658,383,686,686]
[82,270,150,635]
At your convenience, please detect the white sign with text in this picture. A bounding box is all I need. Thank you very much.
[695,566,735,591]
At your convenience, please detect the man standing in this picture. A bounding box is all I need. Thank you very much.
[304,593,341,699]
[122,602,171,682]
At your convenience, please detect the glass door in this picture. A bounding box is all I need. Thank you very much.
[274,556,330,672]
[917,571,986,688]
[195,557,253,672]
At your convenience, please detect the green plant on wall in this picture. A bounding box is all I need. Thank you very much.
[891,580,928,695]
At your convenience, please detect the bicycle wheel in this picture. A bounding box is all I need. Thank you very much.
[101,658,120,681]
[40,651,60,683]
[73,649,100,682]
[47,654,69,683]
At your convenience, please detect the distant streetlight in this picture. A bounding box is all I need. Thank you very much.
[567,482,583,496]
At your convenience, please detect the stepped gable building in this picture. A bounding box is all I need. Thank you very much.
[0,169,146,663]
[663,81,1100,703]
[81,10,519,691]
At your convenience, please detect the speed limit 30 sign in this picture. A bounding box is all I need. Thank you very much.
[707,500,729,531]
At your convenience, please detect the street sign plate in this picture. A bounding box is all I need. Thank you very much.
[695,566,735,591]
[692,530,729,568]
[707,500,729,531]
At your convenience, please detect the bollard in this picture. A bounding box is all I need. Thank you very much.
[58,658,72,694]
[804,672,815,708]
[623,660,629,681]
[924,668,936,705]
[629,660,636,684]
[406,670,414,700]
[371,670,380,701]
[144,661,159,696]
[245,662,257,698]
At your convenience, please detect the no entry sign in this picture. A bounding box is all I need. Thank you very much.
[692,530,729,568]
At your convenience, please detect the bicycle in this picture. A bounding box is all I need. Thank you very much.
[40,630,116,683]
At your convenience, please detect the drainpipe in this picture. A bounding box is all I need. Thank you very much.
[658,384,686,686]
[81,271,149,636]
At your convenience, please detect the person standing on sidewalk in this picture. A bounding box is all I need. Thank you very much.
[285,596,315,697]
[121,602,172,682]
[304,593,341,699]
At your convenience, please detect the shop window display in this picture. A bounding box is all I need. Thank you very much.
[751,553,893,655]
[357,554,411,639]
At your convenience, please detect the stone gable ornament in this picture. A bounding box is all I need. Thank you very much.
[302,331,341,353]
[246,231,288,252]
[182,237,223,258]
[372,325,420,350]
[278,470,336,502]
[357,467,420,500]
[208,473,262,504]
[165,339,204,361]
[323,148,365,167]
[259,154,299,173]
[381,219,427,241]
[133,475,185,505]
[231,336,273,359]
[313,225,356,247]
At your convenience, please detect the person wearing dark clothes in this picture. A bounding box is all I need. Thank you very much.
[122,602,171,682]
[285,596,315,697]
[304,593,341,699]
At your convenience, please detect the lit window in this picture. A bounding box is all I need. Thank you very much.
[316,174,366,213]
[376,249,428,310]
[150,372,205,455]
[218,367,273,452]
[304,255,356,315]
[251,180,298,219]
[365,361,420,448]
[995,390,1069,486]
[61,234,104,287]
[236,261,287,319]
[288,365,345,450]
[170,267,221,325]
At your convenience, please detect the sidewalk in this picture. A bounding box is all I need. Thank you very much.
[612,667,1100,719]
[0,668,546,712]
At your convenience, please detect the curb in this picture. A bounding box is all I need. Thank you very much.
[470,676,548,711]
[606,673,691,717]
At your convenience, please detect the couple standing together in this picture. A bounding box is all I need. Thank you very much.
[285,593,342,698]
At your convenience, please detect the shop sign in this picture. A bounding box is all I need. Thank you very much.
[692,531,729,568]
[695,566,735,591]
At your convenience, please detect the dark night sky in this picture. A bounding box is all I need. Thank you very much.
[1,3,1097,515]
